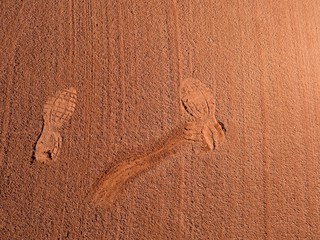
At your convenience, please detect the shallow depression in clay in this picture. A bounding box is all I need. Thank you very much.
[33,88,77,164]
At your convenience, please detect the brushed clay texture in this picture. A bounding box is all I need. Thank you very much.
[1,1,320,239]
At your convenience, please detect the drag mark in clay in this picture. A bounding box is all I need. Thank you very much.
[91,78,225,208]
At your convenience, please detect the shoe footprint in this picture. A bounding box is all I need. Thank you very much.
[33,87,77,164]
[180,78,225,150]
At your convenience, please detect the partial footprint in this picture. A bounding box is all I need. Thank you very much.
[180,78,225,150]
[34,87,77,163]
[180,78,214,120]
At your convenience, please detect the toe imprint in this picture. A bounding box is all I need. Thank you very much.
[43,87,77,129]
[180,78,215,120]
